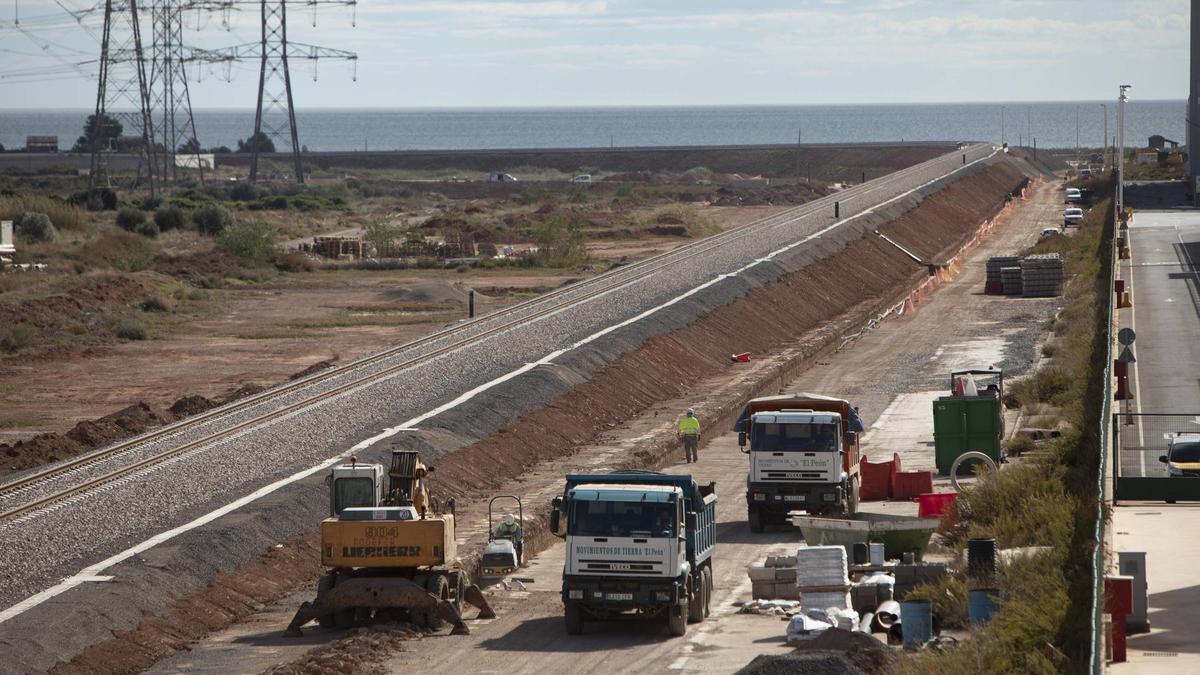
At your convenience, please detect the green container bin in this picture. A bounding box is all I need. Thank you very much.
[933,396,1001,474]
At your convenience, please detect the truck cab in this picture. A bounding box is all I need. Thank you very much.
[551,470,716,636]
[735,394,862,531]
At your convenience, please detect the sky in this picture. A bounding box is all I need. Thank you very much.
[0,0,1190,109]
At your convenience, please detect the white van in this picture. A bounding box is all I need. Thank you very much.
[487,172,518,183]
[570,174,592,183]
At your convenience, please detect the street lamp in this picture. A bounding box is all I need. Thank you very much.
[1101,103,1108,169]
[1001,106,1006,144]
[1117,85,1132,226]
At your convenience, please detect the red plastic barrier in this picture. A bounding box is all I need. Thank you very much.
[731,352,752,363]
[917,492,958,523]
[860,454,900,501]
[891,470,934,500]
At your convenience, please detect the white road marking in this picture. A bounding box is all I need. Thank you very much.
[0,148,1000,626]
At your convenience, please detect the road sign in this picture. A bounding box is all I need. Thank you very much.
[1118,346,1136,364]
[1118,328,1136,346]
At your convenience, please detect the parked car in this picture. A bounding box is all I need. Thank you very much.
[1064,188,1082,204]
[1063,208,1085,226]
[1160,433,1200,481]
[570,174,592,183]
[1080,168,1093,178]
[1039,227,1063,240]
[487,172,518,183]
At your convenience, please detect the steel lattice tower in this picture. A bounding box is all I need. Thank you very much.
[149,0,204,183]
[88,0,158,198]
[250,0,304,183]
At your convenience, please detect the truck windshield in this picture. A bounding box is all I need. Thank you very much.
[333,477,375,513]
[752,422,839,452]
[569,500,676,538]
[1170,441,1200,463]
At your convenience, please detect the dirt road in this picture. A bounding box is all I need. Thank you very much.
[149,178,1065,674]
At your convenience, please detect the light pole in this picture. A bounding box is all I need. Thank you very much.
[1027,106,1031,148]
[1118,85,1131,226]
[1101,103,1108,169]
[1075,104,1081,159]
[1001,106,1006,144]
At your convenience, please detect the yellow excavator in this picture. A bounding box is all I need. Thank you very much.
[286,450,495,636]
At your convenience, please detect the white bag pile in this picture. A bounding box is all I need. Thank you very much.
[795,545,852,611]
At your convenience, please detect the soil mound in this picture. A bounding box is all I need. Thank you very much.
[289,358,338,381]
[737,652,866,675]
[65,402,171,447]
[794,628,898,674]
[168,395,218,417]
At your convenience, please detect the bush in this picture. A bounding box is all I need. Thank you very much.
[192,203,233,235]
[116,206,146,232]
[154,204,186,232]
[81,233,156,272]
[139,296,171,312]
[113,319,148,341]
[15,212,57,242]
[228,182,261,202]
[275,252,314,272]
[533,215,590,267]
[217,220,275,264]
[0,323,36,353]
[134,219,159,238]
[1,195,86,231]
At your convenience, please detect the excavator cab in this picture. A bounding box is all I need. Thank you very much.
[328,456,385,515]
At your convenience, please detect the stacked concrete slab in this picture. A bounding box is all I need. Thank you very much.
[796,545,852,610]
[1001,266,1024,296]
[985,256,1020,294]
[749,555,799,599]
[1020,253,1065,297]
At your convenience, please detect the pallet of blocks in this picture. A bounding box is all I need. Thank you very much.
[985,256,1019,295]
[1001,266,1023,296]
[747,555,799,600]
[795,546,852,611]
[1021,253,1064,297]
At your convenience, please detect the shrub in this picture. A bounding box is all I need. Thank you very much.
[116,206,146,232]
[1,195,85,230]
[15,212,57,242]
[192,203,233,235]
[533,214,589,268]
[134,219,160,238]
[154,204,186,232]
[139,296,171,312]
[113,319,148,341]
[228,182,261,202]
[217,220,275,264]
[275,252,314,272]
[140,196,162,211]
[0,323,36,353]
[82,233,156,272]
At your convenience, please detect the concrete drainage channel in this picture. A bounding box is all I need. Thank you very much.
[19,158,1030,675]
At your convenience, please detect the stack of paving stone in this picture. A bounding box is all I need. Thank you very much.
[985,256,1020,295]
[795,545,852,611]
[1020,253,1065,297]
[1001,265,1024,296]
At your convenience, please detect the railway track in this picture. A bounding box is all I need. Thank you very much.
[0,144,995,524]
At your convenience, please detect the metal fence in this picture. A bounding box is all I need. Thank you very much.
[1113,412,1200,502]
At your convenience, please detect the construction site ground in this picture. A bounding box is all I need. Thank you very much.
[146,178,1066,674]
[0,202,784,459]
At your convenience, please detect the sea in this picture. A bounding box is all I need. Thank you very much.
[0,100,1184,153]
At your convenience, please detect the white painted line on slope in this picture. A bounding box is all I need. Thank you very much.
[0,147,998,626]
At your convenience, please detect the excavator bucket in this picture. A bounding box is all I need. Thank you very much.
[463,583,496,620]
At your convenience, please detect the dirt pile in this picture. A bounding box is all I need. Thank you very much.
[736,652,866,675]
[50,536,322,675]
[263,626,423,675]
[793,628,897,674]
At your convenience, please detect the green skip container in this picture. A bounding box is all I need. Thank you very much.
[932,396,1001,475]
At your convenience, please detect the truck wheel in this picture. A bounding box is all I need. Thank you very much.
[747,506,764,533]
[668,599,688,636]
[315,574,337,628]
[848,477,860,515]
[564,602,585,635]
[423,575,450,631]
[702,567,713,618]
[688,575,705,623]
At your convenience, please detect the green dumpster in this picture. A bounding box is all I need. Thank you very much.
[933,396,1001,475]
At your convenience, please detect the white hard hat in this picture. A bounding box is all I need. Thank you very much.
[686,408,695,415]
[504,513,515,525]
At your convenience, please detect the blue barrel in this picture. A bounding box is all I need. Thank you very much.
[899,600,932,648]
[969,588,1000,626]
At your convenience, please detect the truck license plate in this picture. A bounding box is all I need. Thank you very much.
[784,495,805,502]
[607,592,633,600]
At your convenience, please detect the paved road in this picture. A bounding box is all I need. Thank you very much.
[1112,208,1200,672]
[148,172,1060,675]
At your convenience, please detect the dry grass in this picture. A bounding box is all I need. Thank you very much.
[0,194,88,231]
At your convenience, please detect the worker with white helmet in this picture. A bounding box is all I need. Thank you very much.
[678,407,701,463]
[495,512,523,561]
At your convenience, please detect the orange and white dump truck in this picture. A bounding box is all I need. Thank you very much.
[733,393,864,531]
[286,451,494,636]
